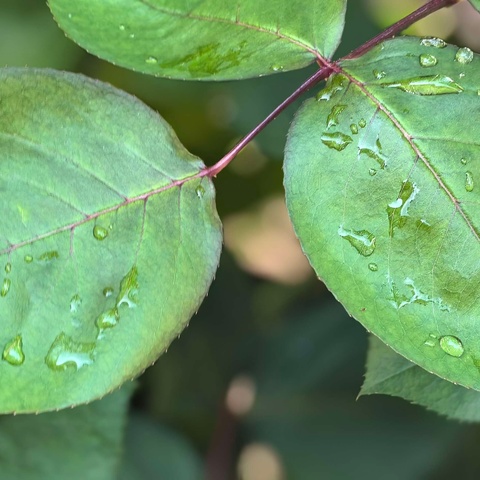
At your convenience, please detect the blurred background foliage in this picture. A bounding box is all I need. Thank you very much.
[2,1,480,479]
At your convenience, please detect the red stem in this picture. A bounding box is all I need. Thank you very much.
[203,0,462,178]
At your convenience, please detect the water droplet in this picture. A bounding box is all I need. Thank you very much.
[350,124,358,135]
[389,277,449,311]
[368,168,377,176]
[420,37,446,48]
[321,132,353,151]
[93,225,109,241]
[419,53,437,67]
[119,24,126,31]
[70,294,82,313]
[195,185,205,198]
[385,75,463,95]
[5,263,11,274]
[145,56,158,65]
[368,263,378,271]
[455,47,474,65]
[461,157,467,165]
[129,33,135,39]
[423,338,436,347]
[67,13,72,19]
[373,69,386,79]
[439,335,464,357]
[338,226,376,257]
[271,64,283,72]
[358,118,367,128]
[387,181,419,236]
[359,137,388,169]
[95,307,120,330]
[459,72,465,78]
[116,266,139,308]
[1,278,11,297]
[317,75,345,101]
[326,104,347,128]
[2,335,25,366]
[38,251,59,261]
[45,333,95,371]
[103,287,114,298]
[24,254,33,263]
[465,171,474,192]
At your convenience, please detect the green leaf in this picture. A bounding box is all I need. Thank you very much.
[0,68,222,413]
[360,335,480,422]
[0,385,133,480]
[284,37,480,390]
[47,0,346,80]
[469,0,480,13]
[119,414,203,480]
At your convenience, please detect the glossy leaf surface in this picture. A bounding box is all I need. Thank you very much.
[361,336,480,422]
[0,386,132,480]
[285,37,480,390]
[0,68,222,413]
[47,0,346,80]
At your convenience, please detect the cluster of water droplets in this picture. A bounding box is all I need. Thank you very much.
[423,333,465,358]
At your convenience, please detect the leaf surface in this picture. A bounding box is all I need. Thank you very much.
[47,0,346,80]
[284,37,480,390]
[360,335,480,422]
[0,386,133,480]
[0,68,222,413]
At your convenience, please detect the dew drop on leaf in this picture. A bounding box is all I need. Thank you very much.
[321,132,353,151]
[350,124,358,135]
[368,263,378,271]
[338,226,376,257]
[119,24,126,31]
[93,225,109,241]
[419,53,437,67]
[373,69,386,79]
[439,335,464,358]
[45,333,95,371]
[271,65,284,72]
[38,251,59,261]
[420,37,446,48]
[116,266,139,308]
[4,263,11,274]
[95,307,120,331]
[103,287,114,298]
[358,118,367,128]
[455,47,474,65]
[326,104,347,128]
[195,185,205,198]
[368,168,377,176]
[461,157,467,165]
[70,294,82,313]
[385,75,463,95]
[145,56,158,65]
[316,75,345,101]
[24,254,33,263]
[465,171,474,192]
[1,278,11,297]
[2,335,25,366]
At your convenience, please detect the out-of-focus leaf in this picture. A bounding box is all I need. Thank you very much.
[0,68,222,413]
[0,385,133,480]
[285,37,480,390]
[119,413,203,480]
[361,335,480,422]
[47,0,347,80]
[469,0,480,13]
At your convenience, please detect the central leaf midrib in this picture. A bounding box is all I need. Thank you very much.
[138,0,319,57]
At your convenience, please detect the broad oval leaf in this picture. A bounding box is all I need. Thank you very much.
[361,336,480,422]
[47,0,346,80]
[284,37,480,390]
[0,68,222,413]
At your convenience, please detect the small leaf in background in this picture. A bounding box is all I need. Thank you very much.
[284,37,480,390]
[361,335,480,422]
[119,414,203,480]
[0,68,222,413]
[469,0,480,13]
[47,0,347,80]
[0,385,133,480]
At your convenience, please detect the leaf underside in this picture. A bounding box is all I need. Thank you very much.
[285,37,480,390]
[0,68,222,413]
[361,336,480,422]
[47,0,346,80]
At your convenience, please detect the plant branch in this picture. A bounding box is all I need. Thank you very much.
[345,0,464,60]
[204,0,463,178]
[203,65,332,178]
